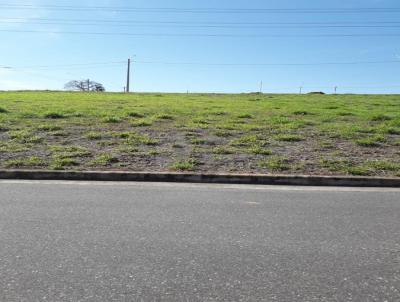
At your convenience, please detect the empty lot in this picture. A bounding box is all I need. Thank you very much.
[0,91,399,176]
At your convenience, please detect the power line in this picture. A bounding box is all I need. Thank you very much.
[4,17,400,26]
[292,85,400,91]
[4,20,400,29]
[1,4,400,14]
[2,29,400,38]
[133,59,400,67]
[3,59,399,71]
[334,85,400,89]
[3,61,125,70]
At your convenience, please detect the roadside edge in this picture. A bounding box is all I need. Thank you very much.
[0,170,399,187]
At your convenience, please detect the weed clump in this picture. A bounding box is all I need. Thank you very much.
[171,159,198,171]
[90,154,119,166]
[371,114,392,122]
[103,116,122,123]
[259,156,291,171]
[6,156,45,168]
[274,134,303,142]
[356,135,385,147]
[44,112,65,119]
[127,112,145,118]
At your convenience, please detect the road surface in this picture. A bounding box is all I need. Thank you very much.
[0,180,399,301]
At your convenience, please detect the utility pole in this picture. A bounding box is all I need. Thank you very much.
[260,81,263,93]
[299,86,303,94]
[87,79,90,92]
[334,86,338,94]
[126,58,131,93]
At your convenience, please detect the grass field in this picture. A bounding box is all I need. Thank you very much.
[0,91,399,177]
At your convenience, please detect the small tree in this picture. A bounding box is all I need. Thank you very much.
[64,79,105,92]
[92,82,105,92]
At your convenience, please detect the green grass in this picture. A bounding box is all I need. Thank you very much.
[0,91,398,175]
[293,110,313,116]
[43,112,65,119]
[213,146,236,155]
[319,158,400,176]
[0,141,30,153]
[214,130,232,137]
[122,132,158,146]
[370,114,393,122]
[90,154,119,166]
[51,158,79,170]
[355,135,386,147]
[345,166,372,176]
[231,135,264,147]
[319,158,350,172]
[130,119,153,127]
[147,148,159,156]
[85,132,103,140]
[171,159,198,171]
[249,146,273,156]
[259,156,291,172]
[273,134,304,142]
[37,124,63,131]
[102,116,122,123]
[237,113,253,119]
[127,111,145,118]
[9,130,43,144]
[156,114,174,120]
[5,156,45,168]
[386,127,400,135]
[366,160,400,172]
[50,145,91,158]
[50,131,68,137]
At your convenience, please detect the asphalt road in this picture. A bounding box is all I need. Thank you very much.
[0,181,399,302]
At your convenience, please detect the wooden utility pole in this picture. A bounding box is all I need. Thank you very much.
[334,86,338,94]
[260,81,263,93]
[299,86,303,94]
[87,79,90,92]
[126,58,131,93]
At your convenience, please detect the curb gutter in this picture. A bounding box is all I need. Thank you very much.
[0,170,399,187]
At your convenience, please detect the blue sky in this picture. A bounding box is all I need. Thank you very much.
[1,0,400,93]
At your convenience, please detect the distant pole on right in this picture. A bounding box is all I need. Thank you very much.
[299,86,303,94]
[126,58,131,93]
[334,86,338,94]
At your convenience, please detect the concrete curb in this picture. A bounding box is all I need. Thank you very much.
[0,170,399,187]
